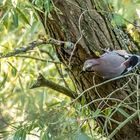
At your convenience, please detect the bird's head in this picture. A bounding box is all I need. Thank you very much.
[82,59,99,72]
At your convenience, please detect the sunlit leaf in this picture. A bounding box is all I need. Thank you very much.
[12,10,18,27]
[40,132,49,140]
[73,132,93,140]
[16,7,30,25]
[7,61,17,77]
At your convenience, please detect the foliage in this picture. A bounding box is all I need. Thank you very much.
[105,0,140,44]
[0,0,95,139]
[0,0,140,140]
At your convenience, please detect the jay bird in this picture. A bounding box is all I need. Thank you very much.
[82,50,140,79]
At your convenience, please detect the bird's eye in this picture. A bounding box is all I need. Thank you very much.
[86,63,94,70]
[86,64,92,69]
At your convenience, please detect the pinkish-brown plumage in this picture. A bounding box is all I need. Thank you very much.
[83,50,140,79]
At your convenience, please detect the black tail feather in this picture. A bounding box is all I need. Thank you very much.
[122,55,140,75]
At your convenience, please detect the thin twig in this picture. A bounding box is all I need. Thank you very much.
[99,75,135,110]
[69,73,137,105]
[0,40,47,59]
[108,111,138,139]
[0,38,74,60]
[137,75,140,123]
[14,55,61,63]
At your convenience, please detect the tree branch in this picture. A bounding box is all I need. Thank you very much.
[30,73,77,99]
[0,37,74,59]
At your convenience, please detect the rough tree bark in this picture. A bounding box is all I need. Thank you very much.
[33,0,140,140]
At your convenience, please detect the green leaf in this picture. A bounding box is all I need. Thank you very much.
[7,61,17,77]
[40,132,49,140]
[73,132,93,140]
[12,10,18,27]
[44,0,52,13]
[112,14,125,26]
[81,96,86,105]
[0,72,7,89]
[16,7,30,25]
[21,130,26,140]
[0,9,9,25]
[117,108,130,118]
[92,109,101,118]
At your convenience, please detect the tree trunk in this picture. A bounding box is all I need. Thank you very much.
[34,0,140,139]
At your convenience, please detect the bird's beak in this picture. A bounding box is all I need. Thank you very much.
[82,67,86,72]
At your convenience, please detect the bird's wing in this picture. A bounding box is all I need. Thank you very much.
[113,50,132,58]
[100,52,126,67]
[101,50,132,59]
